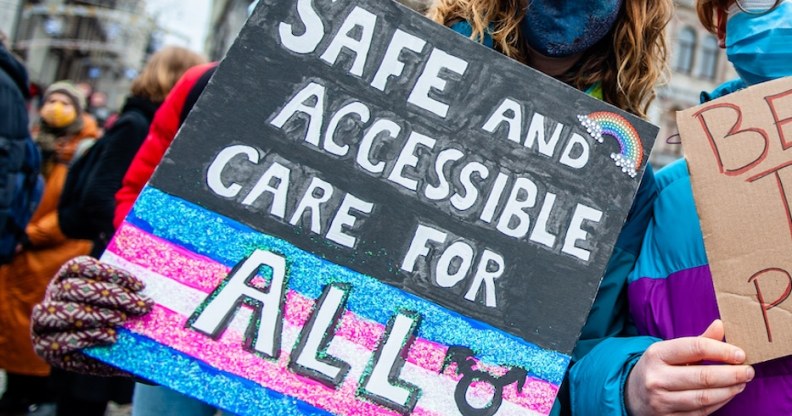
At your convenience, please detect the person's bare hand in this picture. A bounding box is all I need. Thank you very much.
[625,320,754,415]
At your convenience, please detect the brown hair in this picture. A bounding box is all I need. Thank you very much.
[428,0,673,118]
[131,46,206,102]
[697,0,731,33]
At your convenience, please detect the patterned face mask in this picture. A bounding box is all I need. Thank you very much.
[520,0,623,57]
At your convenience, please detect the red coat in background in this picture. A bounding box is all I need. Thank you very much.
[114,62,218,227]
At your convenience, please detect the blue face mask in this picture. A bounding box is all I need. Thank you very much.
[520,0,623,57]
[726,0,792,85]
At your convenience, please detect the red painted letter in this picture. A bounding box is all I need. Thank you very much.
[748,268,792,342]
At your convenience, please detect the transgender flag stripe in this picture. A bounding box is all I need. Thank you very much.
[92,186,568,415]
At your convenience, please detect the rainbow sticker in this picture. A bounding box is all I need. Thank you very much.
[578,112,644,178]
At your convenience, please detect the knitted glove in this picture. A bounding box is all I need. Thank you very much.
[31,256,152,376]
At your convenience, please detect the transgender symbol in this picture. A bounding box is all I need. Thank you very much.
[441,346,528,416]
[578,111,644,178]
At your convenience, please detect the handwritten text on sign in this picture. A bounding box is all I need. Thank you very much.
[680,76,792,364]
[87,0,657,414]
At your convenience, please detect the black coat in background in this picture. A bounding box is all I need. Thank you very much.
[0,43,41,264]
[58,95,160,256]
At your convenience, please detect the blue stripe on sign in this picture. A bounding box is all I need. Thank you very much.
[85,329,333,416]
[124,186,570,384]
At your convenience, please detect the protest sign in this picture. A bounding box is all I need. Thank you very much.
[86,0,657,414]
[678,76,792,364]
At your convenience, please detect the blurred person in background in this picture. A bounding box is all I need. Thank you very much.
[0,81,98,414]
[48,46,205,416]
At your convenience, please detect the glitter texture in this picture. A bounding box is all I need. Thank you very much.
[93,186,571,415]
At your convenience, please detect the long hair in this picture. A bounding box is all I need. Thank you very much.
[697,0,731,33]
[428,0,672,118]
[131,46,206,102]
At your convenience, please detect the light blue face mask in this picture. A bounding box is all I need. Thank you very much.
[726,0,792,85]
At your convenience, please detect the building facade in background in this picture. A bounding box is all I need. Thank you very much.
[648,0,738,168]
[11,0,155,108]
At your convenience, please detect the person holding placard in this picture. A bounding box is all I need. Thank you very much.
[29,1,675,415]
[615,0,792,415]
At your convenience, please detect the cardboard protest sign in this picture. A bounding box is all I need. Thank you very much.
[678,76,792,364]
[86,0,657,414]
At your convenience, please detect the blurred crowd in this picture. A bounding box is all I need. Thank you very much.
[0,35,206,416]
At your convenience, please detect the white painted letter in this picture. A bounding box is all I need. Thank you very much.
[387,131,436,191]
[289,177,334,234]
[323,101,371,157]
[320,7,377,77]
[562,203,602,261]
[207,145,259,198]
[482,98,523,143]
[356,119,401,174]
[464,250,504,308]
[326,193,373,248]
[189,249,287,358]
[496,177,538,238]
[371,29,427,91]
[401,224,447,272]
[270,82,326,147]
[407,48,468,118]
[242,162,291,219]
[278,0,324,54]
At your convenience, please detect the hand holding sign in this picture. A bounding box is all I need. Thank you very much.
[626,321,754,416]
[679,76,792,364]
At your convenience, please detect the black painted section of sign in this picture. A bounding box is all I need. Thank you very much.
[147,0,658,354]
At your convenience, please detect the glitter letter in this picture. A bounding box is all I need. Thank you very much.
[289,283,352,388]
[188,249,288,359]
[358,311,422,413]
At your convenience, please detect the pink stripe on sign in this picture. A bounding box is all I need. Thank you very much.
[110,223,557,414]
[108,223,228,293]
[127,305,434,416]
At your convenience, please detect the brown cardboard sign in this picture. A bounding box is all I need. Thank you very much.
[679,76,792,364]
